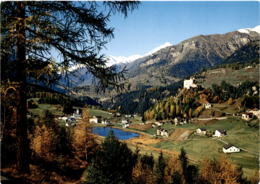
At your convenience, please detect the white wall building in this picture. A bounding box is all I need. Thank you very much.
[156,129,169,137]
[155,121,163,126]
[223,144,240,153]
[241,113,253,121]
[204,103,212,109]
[121,120,128,124]
[122,123,129,128]
[213,129,226,137]
[184,78,197,89]
[248,110,260,119]
[89,116,98,124]
[196,128,207,135]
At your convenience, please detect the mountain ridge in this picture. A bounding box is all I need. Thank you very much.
[62,26,259,93]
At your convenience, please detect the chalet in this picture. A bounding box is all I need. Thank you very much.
[101,120,108,125]
[180,119,188,125]
[184,78,197,89]
[89,116,98,124]
[58,117,68,121]
[115,112,121,117]
[125,114,132,118]
[248,109,260,119]
[204,103,212,109]
[213,129,226,137]
[196,128,207,135]
[156,128,169,137]
[241,113,253,121]
[174,117,182,125]
[121,120,128,124]
[122,123,129,128]
[72,108,82,119]
[223,144,240,153]
[155,121,163,126]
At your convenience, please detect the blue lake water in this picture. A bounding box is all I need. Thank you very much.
[91,127,139,140]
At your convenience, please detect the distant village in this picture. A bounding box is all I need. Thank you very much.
[56,77,259,154]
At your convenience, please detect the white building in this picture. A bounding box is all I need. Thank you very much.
[248,110,260,119]
[204,103,212,109]
[121,120,128,124]
[213,129,226,137]
[174,117,181,125]
[58,117,68,121]
[155,121,163,126]
[122,123,129,128]
[183,78,197,89]
[241,113,253,121]
[101,120,108,125]
[89,116,98,124]
[223,144,240,153]
[196,128,207,135]
[156,128,169,137]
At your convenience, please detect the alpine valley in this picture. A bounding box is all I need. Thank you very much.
[67,26,259,112]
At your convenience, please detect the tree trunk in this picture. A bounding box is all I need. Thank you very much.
[16,1,30,173]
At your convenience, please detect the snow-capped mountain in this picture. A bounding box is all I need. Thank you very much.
[63,25,259,91]
[106,42,173,66]
[237,25,260,34]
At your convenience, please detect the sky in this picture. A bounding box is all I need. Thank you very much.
[103,1,260,57]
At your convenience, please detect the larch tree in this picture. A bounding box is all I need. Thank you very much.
[1,1,139,173]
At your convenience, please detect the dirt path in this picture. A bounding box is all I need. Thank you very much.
[195,117,227,121]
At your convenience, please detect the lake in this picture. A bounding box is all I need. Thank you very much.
[91,127,139,140]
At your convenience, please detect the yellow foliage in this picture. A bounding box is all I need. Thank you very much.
[31,125,55,160]
[132,160,155,184]
[200,157,241,184]
[227,98,234,105]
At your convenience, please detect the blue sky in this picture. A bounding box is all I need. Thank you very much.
[103,1,260,57]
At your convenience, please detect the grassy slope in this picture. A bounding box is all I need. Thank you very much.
[196,64,259,88]
[151,117,258,177]
[88,109,113,118]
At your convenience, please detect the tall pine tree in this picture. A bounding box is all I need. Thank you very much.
[86,131,137,184]
[1,1,139,172]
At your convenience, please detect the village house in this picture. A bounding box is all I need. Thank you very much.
[204,103,212,109]
[241,113,254,121]
[174,117,182,125]
[122,123,129,128]
[155,121,163,126]
[115,112,121,117]
[125,114,132,118]
[179,119,188,125]
[121,120,128,124]
[121,119,130,128]
[196,128,207,135]
[72,108,82,119]
[213,129,227,137]
[248,109,260,119]
[101,120,109,125]
[89,116,98,124]
[156,128,169,137]
[183,77,197,89]
[223,144,240,153]
[58,116,68,121]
